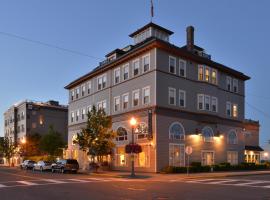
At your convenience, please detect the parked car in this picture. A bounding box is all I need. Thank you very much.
[20,160,36,170]
[51,159,79,173]
[33,161,53,172]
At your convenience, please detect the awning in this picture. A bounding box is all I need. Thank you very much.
[245,146,264,152]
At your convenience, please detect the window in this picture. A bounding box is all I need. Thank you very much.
[211,97,218,112]
[198,65,204,81]
[21,124,25,132]
[179,59,186,77]
[205,67,210,82]
[122,94,129,110]
[123,64,129,80]
[169,56,176,74]
[168,87,176,105]
[142,86,150,105]
[76,88,80,99]
[136,122,148,139]
[205,95,210,111]
[226,76,232,91]
[202,127,214,142]
[76,110,80,121]
[97,74,106,90]
[81,85,85,97]
[133,59,139,76]
[114,96,120,112]
[179,90,186,107]
[87,105,92,113]
[114,68,120,84]
[97,100,106,111]
[233,79,238,93]
[82,108,86,120]
[71,90,75,101]
[39,115,44,125]
[228,130,237,144]
[233,104,238,118]
[202,151,214,166]
[198,94,204,110]
[115,147,127,166]
[133,90,140,107]
[116,127,128,141]
[227,151,238,165]
[71,112,74,123]
[32,123,37,129]
[87,81,91,94]
[169,144,185,167]
[143,55,150,72]
[211,69,217,84]
[226,102,232,116]
[169,122,185,140]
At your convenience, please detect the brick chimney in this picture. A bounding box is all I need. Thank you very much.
[186,26,194,51]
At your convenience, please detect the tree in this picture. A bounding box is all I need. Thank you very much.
[40,126,66,158]
[20,133,42,157]
[75,106,116,162]
[0,136,16,166]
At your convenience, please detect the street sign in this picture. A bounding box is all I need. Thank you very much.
[185,146,193,155]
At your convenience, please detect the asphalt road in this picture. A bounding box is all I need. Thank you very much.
[1,167,270,200]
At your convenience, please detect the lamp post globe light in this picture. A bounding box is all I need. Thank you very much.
[129,117,137,177]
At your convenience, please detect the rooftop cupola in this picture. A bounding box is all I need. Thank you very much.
[129,22,174,44]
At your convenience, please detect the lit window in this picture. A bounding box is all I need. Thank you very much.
[226,76,232,91]
[228,130,237,144]
[205,67,210,82]
[116,127,128,141]
[211,69,217,85]
[133,59,139,76]
[205,95,210,111]
[168,87,176,105]
[122,94,129,110]
[133,90,140,107]
[198,65,204,81]
[114,68,120,84]
[123,64,129,80]
[114,96,120,112]
[202,127,214,142]
[179,90,186,107]
[179,59,186,77]
[211,97,218,112]
[198,94,204,110]
[142,86,150,105]
[169,56,176,74]
[226,102,232,117]
[39,115,44,125]
[169,143,185,167]
[227,151,238,165]
[143,55,150,72]
[233,79,238,93]
[233,104,238,117]
[169,122,185,140]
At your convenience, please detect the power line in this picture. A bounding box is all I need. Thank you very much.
[247,93,270,100]
[246,101,270,119]
[0,31,103,60]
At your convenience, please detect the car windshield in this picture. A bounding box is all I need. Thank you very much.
[67,160,78,164]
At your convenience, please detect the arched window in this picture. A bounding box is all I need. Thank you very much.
[72,134,78,146]
[116,127,128,141]
[202,127,214,142]
[228,130,237,144]
[169,122,185,140]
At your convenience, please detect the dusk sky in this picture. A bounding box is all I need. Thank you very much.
[0,0,269,147]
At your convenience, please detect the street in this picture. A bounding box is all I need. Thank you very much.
[0,167,270,200]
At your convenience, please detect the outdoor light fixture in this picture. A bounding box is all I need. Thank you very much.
[21,137,26,144]
[129,117,137,126]
[129,117,137,177]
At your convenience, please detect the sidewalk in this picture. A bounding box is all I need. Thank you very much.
[83,170,270,180]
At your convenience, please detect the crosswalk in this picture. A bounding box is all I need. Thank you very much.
[0,177,270,189]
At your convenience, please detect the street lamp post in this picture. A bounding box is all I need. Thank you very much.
[129,117,137,177]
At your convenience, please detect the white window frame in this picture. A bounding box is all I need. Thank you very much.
[142,54,150,73]
[211,69,218,85]
[201,151,215,166]
[227,130,238,145]
[204,95,210,111]
[76,110,80,122]
[114,96,120,112]
[179,59,186,77]
[132,89,140,107]
[226,76,232,91]
[205,66,210,82]
[122,93,129,110]
[197,94,205,110]
[226,101,232,117]
[81,84,86,97]
[123,64,129,81]
[81,108,86,120]
[232,103,238,118]
[76,87,80,99]
[233,79,238,93]
[169,143,185,167]
[198,65,204,81]
[87,81,91,94]
[227,151,238,165]
[169,56,176,74]
[71,90,75,101]
[168,87,176,106]
[211,96,218,112]
[87,105,92,113]
[97,74,107,91]
[142,86,150,105]
[114,68,120,84]
[133,59,140,76]
[179,90,186,107]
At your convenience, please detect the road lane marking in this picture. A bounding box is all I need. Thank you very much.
[17,181,39,186]
[207,180,239,184]
[0,184,7,188]
[68,179,90,183]
[234,181,269,186]
[127,187,146,191]
[186,178,217,183]
[42,179,67,184]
